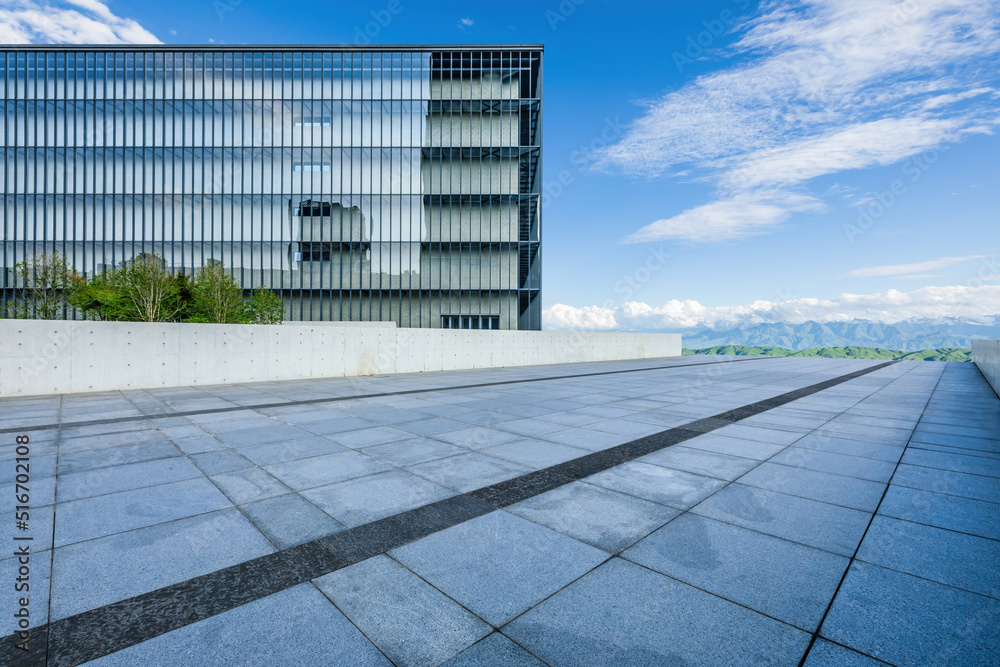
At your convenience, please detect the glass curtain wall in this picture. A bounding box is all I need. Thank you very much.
[0,46,542,329]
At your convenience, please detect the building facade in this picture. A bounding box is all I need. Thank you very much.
[1,45,542,329]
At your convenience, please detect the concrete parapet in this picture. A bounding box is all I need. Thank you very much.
[972,340,1000,398]
[0,320,682,397]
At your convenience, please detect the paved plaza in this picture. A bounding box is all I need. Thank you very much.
[2,355,998,666]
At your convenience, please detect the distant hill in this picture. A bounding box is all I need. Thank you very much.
[683,345,972,362]
[674,319,1000,351]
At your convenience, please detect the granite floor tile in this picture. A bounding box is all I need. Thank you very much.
[504,558,810,666]
[358,436,463,467]
[296,416,379,436]
[586,419,661,438]
[508,481,680,552]
[237,436,346,466]
[878,486,1000,540]
[624,513,849,631]
[911,441,1000,460]
[692,484,872,556]
[441,633,546,667]
[791,434,904,463]
[50,508,274,621]
[900,448,1000,478]
[641,446,760,481]
[813,423,912,446]
[737,462,887,512]
[407,453,532,493]
[303,470,455,528]
[212,424,312,447]
[169,435,227,455]
[482,438,587,468]
[58,441,182,474]
[681,433,787,461]
[265,451,391,491]
[493,418,567,437]
[57,428,168,454]
[209,468,289,505]
[432,426,525,449]
[189,448,255,475]
[391,511,607,626]
[585,461,730,509]
[912,432,1000,453]
[535,411,605,426]
[890,464,1000,503]
[398,417,470,436]
[55,457,202,503]
[539,427,631,451]
[857,515,1000,599]
[803,639,890,666]
[770,447,896,482]
[821,561,1000,666]
[85,583,390,666]
[313,555,490,666]
[329,425,414,449]
[240,493,345,549]
[54,477,232,547]
[712,424,808,445]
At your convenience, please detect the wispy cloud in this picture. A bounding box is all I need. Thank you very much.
[458,17,474,30]
[842,254,986,278]
[0,0,159,44]
[625,190,823,243]
[544,284,1000,331]
[596,0,1000,243]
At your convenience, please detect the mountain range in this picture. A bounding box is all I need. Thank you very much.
[671,319,1000,351]
[684,346,972,362]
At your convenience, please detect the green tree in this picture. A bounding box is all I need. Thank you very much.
[173,271,196,322]
[114,254,184,322]
[188,262,246,324]
[68,270,129,321]
[245,287,284,325]
[6,252,78,319]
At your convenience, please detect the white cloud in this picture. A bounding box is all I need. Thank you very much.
[624,190,822,243]
[843,255,985,278]
[458,17,474,29]
[544,284,1000,331]
[595,0,1000,243]
[719,117,969,190]
[0,0,159,44]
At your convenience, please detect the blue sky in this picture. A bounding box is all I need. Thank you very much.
[3,0,999,330]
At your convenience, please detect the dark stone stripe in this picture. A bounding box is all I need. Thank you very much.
[318,495,497,566]
[0,360,897,666]
[0,356,772,435]
[468,469,572,508]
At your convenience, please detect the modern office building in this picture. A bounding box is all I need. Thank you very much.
[0,45,542,329]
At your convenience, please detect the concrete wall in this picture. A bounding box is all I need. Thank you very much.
[0,320,682,397]
[972,340,1000,398]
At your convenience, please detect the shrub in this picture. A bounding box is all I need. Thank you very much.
[173,271,196,322]
[187,263,245,324]
[70,254,183,322]
[6,252,78,319]
[68,270,127,320]
[245,288,284,325]
[12,253,285,326]
[115,254,185,322]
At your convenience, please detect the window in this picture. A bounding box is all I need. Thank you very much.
[441,315,500,330]
[295,116,332,127]
[292,243,333,262]
[294,200,332,217]
[293,163,331,172]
